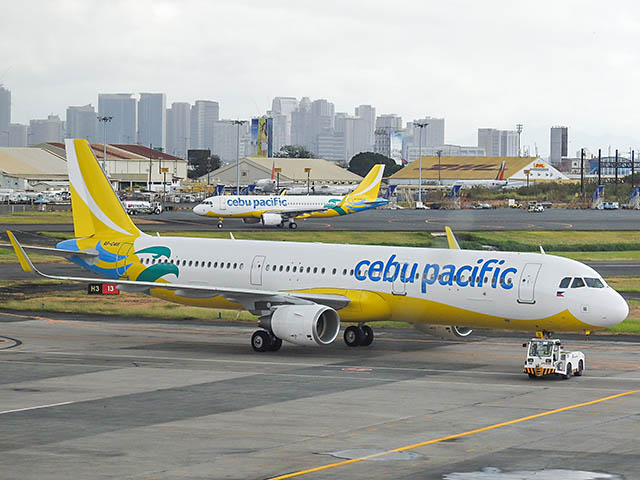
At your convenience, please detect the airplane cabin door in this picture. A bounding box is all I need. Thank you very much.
[250,255,266,286]
[391,259,408,296]
[518,263,541,304]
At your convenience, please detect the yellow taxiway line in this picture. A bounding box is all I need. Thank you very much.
[269,389,639,480]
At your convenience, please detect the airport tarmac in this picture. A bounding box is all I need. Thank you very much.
[1,311,639,479]
[2,207,640,232]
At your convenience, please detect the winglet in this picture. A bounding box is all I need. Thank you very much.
[7,231,36,273]
[445,226,461,250]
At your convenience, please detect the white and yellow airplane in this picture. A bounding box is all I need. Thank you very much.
[5,139,629,352]
[192,164,387,229]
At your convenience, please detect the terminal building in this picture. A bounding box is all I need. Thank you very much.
[201,156,363,186]
[388,156,568,186]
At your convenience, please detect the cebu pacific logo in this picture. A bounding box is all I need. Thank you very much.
[354,255,518,293]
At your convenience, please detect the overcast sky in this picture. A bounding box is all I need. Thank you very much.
[2,0,640,156]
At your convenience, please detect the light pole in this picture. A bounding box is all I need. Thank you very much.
[305,168,312,194]
[97,115,113,172]
[414,121,428,207]
[516,123,523,157]
[232,120,247,195]
[436,149,443,186]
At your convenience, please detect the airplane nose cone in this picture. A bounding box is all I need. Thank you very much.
[193,205,204,215]
[601,291,629,328]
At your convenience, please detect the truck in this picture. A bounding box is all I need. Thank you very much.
[523,338,585,379]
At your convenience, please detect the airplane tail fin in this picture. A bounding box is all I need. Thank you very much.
[495,160,507,181]
[342,164,385,205]
[65,139,141,239]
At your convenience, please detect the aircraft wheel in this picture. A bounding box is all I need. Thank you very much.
[217,222,223,229]
[574,360,584,376]
[289,222,298,229]
[344,326,363,347]
[270,336,283,352]
[562,363,572,380]
[360,325,374,346]
[251,330,272,352]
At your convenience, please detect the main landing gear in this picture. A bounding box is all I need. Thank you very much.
[344,325,374,347]
[251,330,282,352]
[288,221,298,229]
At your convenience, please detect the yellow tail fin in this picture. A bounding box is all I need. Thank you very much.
[342,164,385,204]
[66,139,141,238]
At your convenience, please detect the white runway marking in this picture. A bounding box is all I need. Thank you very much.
[0,401,73,415]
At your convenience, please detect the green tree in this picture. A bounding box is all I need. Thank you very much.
[273,145,315,158]
[187,150,221,179]
[348,152,401,177]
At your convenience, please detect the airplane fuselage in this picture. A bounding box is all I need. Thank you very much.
[58,235,628,332]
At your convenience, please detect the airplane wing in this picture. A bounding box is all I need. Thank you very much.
[6,231,349,313]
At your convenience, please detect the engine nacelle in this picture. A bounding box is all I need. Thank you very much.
[269,305,340,346]
[261,213,283,226]
[242,217,261,224]
[412,324,473,340]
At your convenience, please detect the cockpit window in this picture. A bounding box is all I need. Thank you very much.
[584,277,605,288]
[559,277,571,289]
[571,277,585,288]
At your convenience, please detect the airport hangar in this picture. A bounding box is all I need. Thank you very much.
[199,156,364,186]
[388,156,569,186]
[0,143,187,192]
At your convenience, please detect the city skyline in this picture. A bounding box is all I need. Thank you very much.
[2,1,640,156]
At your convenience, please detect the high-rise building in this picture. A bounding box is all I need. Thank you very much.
[375,114,402,130]
[291,98,335,156]
[98,93,137,144]
[408,117,445,147]
[190,100,219,151]
[0,86,10,146]
[270,96,298,150]
[355,104,376,150]
[166,102,191,159]
[335,114,371,164]
[212,120,250,163]
[66,104,98,143]
[7,123,28,147]
[374,114,403,158]
[138,93,166,150]
[550,126,568,165]
[29,115,64,144]
[477,128,519,156]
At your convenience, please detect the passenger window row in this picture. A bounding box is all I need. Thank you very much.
[142,256,244,270]
[265,264,355,276]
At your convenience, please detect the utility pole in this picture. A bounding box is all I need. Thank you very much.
[414,121,428,207]
[516,123,523,157]
[97,115,113,172]
[632,150,636,189]
[148,143,153,191]
[598,149,602,186]
[232,120,247,196]
[580,148,584,195]
[436,149,443,186]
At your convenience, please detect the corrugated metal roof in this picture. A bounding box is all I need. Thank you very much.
[113,144,184,161]
[0,147,68,176]
[246,157,362,182]
[390,156,536,180]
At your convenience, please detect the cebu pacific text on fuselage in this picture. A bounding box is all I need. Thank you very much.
[354,255,518,293]
[226,197,288,209]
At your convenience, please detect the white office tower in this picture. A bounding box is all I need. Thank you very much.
[166,102,191,159]
[98,93,137,144]
[7,123,28,147]
[550,126,568,165]
[0,86,10,146]
[374,114,403,157]
[478,128,519,157]
[190,100,219,150]
[213,120,250,163]
[270,97,298,150]
[66,104,98,143]
[138,93,166,150]
[355,104,376,150]
[376,114,402,130]
[408,117,445,147]
[336,114,371,164]
[291,98,334,156]
[29,115,64,144]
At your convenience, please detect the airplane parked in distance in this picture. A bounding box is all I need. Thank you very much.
[444,161,525,190]
[5,139,629,353]
[193,164,387,229]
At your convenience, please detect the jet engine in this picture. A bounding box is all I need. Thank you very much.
[242,217,261,224]
[261,213,283,226]
[267,305,340,346]
[412,324,473,340]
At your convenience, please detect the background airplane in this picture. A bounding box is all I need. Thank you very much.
[193,164,387,229]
